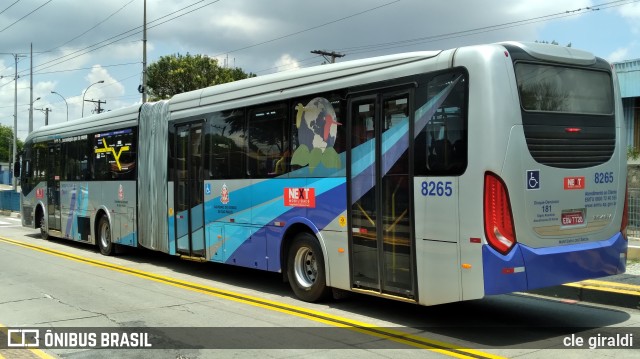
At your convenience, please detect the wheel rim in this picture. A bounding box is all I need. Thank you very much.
[100,221,110,249]
[294,246,317,289]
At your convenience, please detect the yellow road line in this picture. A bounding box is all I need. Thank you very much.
[0,236,504,359]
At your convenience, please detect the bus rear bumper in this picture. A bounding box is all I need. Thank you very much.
[483,233,627,295]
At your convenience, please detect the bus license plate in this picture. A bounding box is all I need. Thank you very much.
[561,211,584,226]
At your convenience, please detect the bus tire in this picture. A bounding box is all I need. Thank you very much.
[97,216,114,256]
[286,233,329,302]
[39,214,49,241]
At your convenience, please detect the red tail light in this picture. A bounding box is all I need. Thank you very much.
[621,183,629,240]
[484,172,517,254]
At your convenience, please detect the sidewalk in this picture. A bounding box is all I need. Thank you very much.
[628,236,640,261]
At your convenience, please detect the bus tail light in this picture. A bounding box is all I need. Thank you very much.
[621,183,629,240]
[484,172,517,255]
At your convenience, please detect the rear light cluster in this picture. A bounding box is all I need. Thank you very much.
[484,172,517,254]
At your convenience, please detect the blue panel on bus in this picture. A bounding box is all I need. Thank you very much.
[168,214,176,255]
[483,233,627,295]
[519,233,627,290]
[119,232,136,247]
[482,245,528,295]
[226,183,347,272]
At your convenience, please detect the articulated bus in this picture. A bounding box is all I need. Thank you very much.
[18,41,628,305]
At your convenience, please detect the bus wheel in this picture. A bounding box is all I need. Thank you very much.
[39,215,49,240]
[287,233,329,302]
[97,216,114,256]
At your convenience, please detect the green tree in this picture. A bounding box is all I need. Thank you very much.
[0,125,23,163]
[146,53,255,100]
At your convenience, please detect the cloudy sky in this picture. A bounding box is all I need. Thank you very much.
[1,0,639,140]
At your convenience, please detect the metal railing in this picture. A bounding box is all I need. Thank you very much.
[628,188,640,239]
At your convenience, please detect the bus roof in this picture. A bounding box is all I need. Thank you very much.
[24,41,602,144]
[500,41,596,66]
[25,104,140,143]
[170,50,442,112]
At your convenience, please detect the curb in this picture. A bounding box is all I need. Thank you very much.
[528,281,640,309]
[0,210,20,218]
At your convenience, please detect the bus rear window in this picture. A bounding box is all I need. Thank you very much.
[515,63,613,115]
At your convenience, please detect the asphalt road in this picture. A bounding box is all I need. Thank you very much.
[0,222,639,359]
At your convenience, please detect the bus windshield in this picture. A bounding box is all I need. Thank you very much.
[515,63,613,115]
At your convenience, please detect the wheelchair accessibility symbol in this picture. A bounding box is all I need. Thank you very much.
[526,170,540,190]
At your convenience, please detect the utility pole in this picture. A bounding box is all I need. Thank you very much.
[29,43,34,134]
[12,53,26,190]
[35,107,52,126]
[311,50,345,64]
[141,0,147,103]
[85,99,106,114]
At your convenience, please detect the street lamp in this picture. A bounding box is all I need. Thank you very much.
[51,91,69,122]
[81,80,104,117]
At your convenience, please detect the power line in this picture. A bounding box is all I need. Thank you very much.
[0,0,21,16]
[20,0,389,77]
[22,0,222,75]
[211,0,401,58]
[44,0,137,54]
[227,0,640,75]
[0,0,52,34]
[253,0,638,75]
[34,62,140,76]
[4,0,637,97]
[334,0,640,56]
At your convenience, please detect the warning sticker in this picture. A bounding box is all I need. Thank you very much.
[284,188,316,208]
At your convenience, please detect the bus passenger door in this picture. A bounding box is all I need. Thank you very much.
[348,92,415,299]
[174,122,205,259]
[46,143,61,232]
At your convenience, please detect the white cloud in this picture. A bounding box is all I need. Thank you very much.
[79,66,125,116]
[618,3,640,33]
[618,2,640,18]
[273,54,300,72]
[212,11,276,38]
[85,65,124,98]
[608,47,630,63]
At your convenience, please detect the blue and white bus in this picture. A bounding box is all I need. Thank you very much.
[19,41,628,305]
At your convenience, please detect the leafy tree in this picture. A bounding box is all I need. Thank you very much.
[146,53,255,100]
[0,125,23,162]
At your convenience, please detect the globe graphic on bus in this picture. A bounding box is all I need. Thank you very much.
[291,97,342,172]
[297,97,339,150]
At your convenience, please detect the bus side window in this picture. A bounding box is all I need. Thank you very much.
[206,109,247,180]
[247,103,289,178]
[415,71,468,176]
